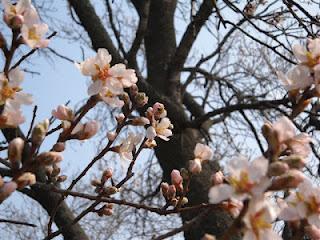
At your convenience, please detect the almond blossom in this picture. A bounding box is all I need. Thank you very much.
[263,116,312,158]
[21,22,49,48]
[279,179,320,228]
[0,68,32,107]
[52,105,74,121]
[189,143,213,174]
[0,103,25,128]
[208,156,270,204]
[242,197,281,240]
[117,133,143,161]
[277,65,313,91]
[146,117,173,141]
[76,49,138,107]
[2,0,38,28]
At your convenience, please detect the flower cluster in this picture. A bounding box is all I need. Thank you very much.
[206,116,317,239]
[3,0,49,48]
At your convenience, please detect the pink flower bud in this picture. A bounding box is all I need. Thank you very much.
[101,168,113,183]
[53,142,65,152]
[52,105,74,121]
[171,170,183,192]
[107,132,117,141]
[57,175,67,182]
[167,185,176,200]
[152,102,166,119]
[270,169,305,191]
[211,171,224,185]
[37,152,63,165]
[161,182,169,197]
[0,181,17,203]
[15,172,36,189]
[268,162,289,176]
[8,137,24,169]
[189,159,202,174]
[130,84,139,96]
[305,225,320,240]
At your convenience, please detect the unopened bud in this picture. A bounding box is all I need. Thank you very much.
[101,168,113,183]
[52,105,74,121]
[189,159,202,174]
[104,186,118,195]
[167,185,176,200]
[161,182,169,197]
[116,114,125,124]
[130,84,139,97]
[15,172,36,189]
[107,132,117,141]
[152,102,166,119]
[268,162,289,176]
[131,117,150,126]
[0,182,17,203]
[181,197,188,206]
[77,120,100,140]
[270,169,305,191]
[212,171,224,185]
[53,142,65,152]
[170,198,178,207]
[57,175,67,182]
[7,15,24,29]
[283,155,306,169]
[180,168,189,181]
[134,92,148,107]
[8,137,24,169]
[37,151,63,165]
[91,179,101,187]
[52,164,61,177]
[32,119,49,145]
[171,170,183,192]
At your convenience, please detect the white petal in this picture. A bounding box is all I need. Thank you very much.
[88,81,103,96]
[208,184,233,204]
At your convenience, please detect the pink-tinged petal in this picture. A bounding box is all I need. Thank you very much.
[88,80,103,96]
[8,68,24,86]
[251,177,271,196]
[146,126,156,140]
[292,44,308,63]
[96,48,112,69]
[249,157,269,181]
[228,155,249,174]
[15,93,33,105]
[273,117,296,143]
[287,65,313,89]
[260,229,282,240]
[194,143,213,161]
[308,39,320,59]
[71,123,84,135]
[208,184,233,204]
[101,96,124,108]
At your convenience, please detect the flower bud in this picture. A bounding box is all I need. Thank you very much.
[152,102,166,119]
[270,169,305,191]
[171,170,183,192]
[116,114,125,124]
[91,179,101,187]
[189,159,202,174]
[51,164,61,177]
[181,197,188,206]
[5,14,24,29]
[131,117,150,126]
[211,171,224,185]
[8,137,24,169]
[52,105,74,121]
[57,175,67,182]
[134,92,148,107]
[143,139,157,148]
[0,181,17,203]
[77,120,100,140]
[129,84,139,97]
[167,185,176,200]
[104,186,118,195]
[180,168,189,181]
[170,198,178,207]
[101,168,113,183]
[32,119,49,145]
[107,132,117,141]
[268,162,289,176]
[305,225,320,240]
[15,172,36,189]
[161,182,169,197]
[202,234,216,240]
[37,152,63,165]
[283,155,306,169]
[53,142,65,152]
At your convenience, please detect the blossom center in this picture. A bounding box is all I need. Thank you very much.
[94,65,110,81]
[229,171,254,193]
[249,209,272,238]
[28,27,40,41]
[0,82,21,103]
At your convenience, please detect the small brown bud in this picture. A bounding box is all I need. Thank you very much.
[268,162,289,176]
[53,142,65,152]
[15,172,36,189]
[57,175,67,182]
[283,155,306,169]
[134,92,148,107]
[104,186,118,195]
[32,119,49,145]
